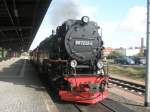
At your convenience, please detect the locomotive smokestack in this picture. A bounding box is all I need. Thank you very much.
[52,30,55,36]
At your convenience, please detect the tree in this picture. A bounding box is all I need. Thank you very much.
[107,51,124,59]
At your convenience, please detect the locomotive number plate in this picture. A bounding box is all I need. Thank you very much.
[75,41,93,46]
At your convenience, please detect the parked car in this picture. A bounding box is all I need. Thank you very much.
[130,56,146,65]
[139,57,146,65]
[114,56,135,65]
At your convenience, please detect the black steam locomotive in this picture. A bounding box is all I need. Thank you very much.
[30,16,108,104]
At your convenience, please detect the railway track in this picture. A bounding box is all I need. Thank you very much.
[72,98,134,112]
[55,102,116,112]
[44,76,135,112]
[73,103,116,112]
[109,77,145,95]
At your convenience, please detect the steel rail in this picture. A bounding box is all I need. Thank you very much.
[110,77,145,94]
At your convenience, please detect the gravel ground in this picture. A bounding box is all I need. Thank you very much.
[108,72,150,111]
[109,90,150,112]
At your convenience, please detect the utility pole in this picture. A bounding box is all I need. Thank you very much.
[140,37,144,56]
[145,0,150,107]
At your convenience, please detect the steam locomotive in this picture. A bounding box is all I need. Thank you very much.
[30,16,109,104]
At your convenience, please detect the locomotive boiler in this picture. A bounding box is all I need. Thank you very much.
[30,16,108,104]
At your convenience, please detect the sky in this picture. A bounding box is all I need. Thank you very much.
[30,0,147,50]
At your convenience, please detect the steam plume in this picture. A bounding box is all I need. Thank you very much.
[50,0,80,27]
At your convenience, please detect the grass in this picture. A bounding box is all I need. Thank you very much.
[108,65,145,79]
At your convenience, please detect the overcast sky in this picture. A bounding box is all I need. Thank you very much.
[30,0,146,50]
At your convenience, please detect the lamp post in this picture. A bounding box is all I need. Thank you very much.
[145,0,150,107]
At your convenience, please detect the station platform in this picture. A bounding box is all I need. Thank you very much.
[0,57,58,112]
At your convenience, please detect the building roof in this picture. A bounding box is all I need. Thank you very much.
[0,0,52,51]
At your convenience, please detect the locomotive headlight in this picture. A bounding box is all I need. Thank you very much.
[97,60,103,69]
[81,16,89,23]
[70,60,77,68]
